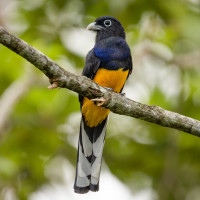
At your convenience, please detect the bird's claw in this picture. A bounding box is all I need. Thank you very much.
[91,97,106,106]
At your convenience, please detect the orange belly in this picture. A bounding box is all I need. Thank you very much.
[82,68,129,127]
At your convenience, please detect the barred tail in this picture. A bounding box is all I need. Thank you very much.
[74,117,108,194]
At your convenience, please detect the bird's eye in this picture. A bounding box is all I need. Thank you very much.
[104,20,112,27]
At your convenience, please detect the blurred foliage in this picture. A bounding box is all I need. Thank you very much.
[0,0,200,199]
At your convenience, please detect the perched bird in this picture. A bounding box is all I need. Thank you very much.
[74,16,132,194]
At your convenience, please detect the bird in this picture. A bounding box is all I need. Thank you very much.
[74,16,132,194]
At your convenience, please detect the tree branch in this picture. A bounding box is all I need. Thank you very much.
[0,26,200,137]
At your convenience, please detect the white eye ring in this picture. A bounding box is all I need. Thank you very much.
[104,20,112,27]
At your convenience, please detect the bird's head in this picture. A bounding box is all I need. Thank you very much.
[87,16,125,42]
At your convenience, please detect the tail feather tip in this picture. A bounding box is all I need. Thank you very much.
[90,183,99,192]
[74,184,99,194]
[74,185,90,194]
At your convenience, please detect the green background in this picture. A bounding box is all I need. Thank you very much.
[0,0,200,199]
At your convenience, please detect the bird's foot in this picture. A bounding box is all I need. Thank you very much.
[91,86,112,106]
[91,97,106,106]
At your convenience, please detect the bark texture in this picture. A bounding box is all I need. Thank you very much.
[0,26,200,137]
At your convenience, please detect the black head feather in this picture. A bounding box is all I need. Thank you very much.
[88,16,126,42]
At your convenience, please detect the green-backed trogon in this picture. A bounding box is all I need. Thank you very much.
[74,16,132,194]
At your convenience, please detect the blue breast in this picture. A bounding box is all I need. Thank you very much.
[94,37,130,62]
